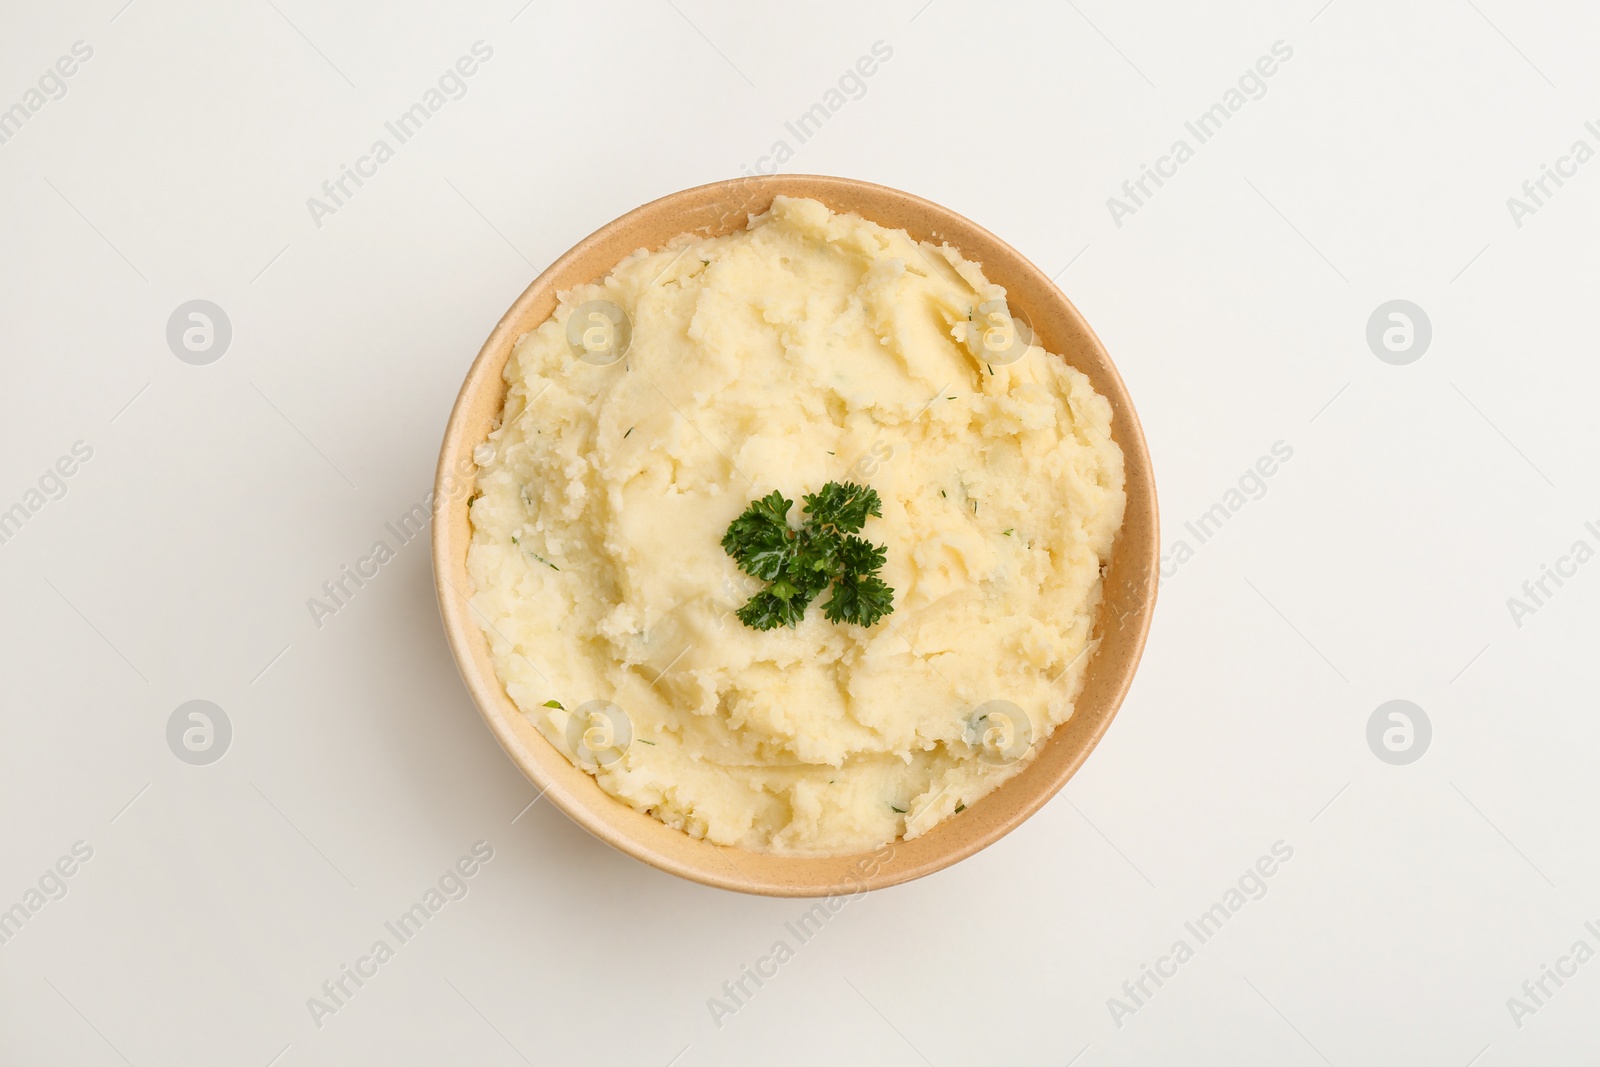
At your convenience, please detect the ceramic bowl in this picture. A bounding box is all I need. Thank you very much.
[432,175,1158,896]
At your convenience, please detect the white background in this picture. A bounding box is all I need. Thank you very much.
[2,1,1597,1064]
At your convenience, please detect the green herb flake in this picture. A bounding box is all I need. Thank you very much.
[986,363,994,376]
[890,805,907,814]
[638,739,656,745]
[624,427,634,438]
[721,482,895,630]
[532,553,559,571]
[940,490,947,498]
[542,700,563,709]
[954,803,966,813]
[1002,529,1013,536]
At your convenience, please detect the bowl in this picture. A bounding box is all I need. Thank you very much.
[432,175,1158,896]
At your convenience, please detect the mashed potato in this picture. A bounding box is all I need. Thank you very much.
[466,196,1125,854]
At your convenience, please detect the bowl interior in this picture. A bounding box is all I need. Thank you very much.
[433,175,1158,896]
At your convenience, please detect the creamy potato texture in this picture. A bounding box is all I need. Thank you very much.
[466,196,1125,854]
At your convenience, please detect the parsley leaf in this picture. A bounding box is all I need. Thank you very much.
[822,573,894,628]
[802,482,882,533]
[723,481,895,630]
[736,589,809,630]
[720,490,795,581]
[837,534,887,575]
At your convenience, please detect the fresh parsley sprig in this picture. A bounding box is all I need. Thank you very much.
[721,481,895,630]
